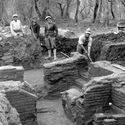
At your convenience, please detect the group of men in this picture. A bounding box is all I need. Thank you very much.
[10,14,93,60]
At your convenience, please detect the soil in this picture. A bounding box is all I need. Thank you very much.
[91,32,125,61]
[24,69,74,125]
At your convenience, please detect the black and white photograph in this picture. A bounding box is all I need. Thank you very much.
[0,0,125,125]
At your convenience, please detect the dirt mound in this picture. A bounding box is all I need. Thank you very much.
[56,36,78,55]
[91,32,125,62]
[0,36,42,69]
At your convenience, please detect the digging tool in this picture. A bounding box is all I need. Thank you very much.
[60,52,70,58]
[81,45,93,62]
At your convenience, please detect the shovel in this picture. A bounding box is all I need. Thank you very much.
[81,45,93,62]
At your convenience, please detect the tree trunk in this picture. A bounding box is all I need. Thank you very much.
[75,0,80,23]
[65,0,72,18]
[96,0,102,23]
[110,0,115,19]
[93,0,99,23]
[34,0,42,20]
[103,0,110,27]
[28,1,34,19]
[57,3,65,18]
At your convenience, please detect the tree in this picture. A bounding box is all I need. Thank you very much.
[56,0,66,18]
[34,0,42,20]
[64,0,73,18]
[0,0,9,26]
[93,0,99,23]
[103,0,110,26]
[74,0,80,23]
[96,0,102,23]
[110,0,115,19]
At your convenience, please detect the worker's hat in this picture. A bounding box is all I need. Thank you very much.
[45,16,52,20]
[85,28,91,34]
[12,14,18,18]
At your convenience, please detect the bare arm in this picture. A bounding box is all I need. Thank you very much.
[88,37,92,56]
[19,20,24,33]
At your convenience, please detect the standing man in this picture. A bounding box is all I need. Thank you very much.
[77,28,92,57]
[30,17,41,46]
[10,14,24,37]
[30,17,40,40]
[44,16,58,60]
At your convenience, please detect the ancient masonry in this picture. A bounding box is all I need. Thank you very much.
[0,65,37,125]
[43,53,125,125]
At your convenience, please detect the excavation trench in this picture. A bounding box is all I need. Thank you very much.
[1,31,125,125]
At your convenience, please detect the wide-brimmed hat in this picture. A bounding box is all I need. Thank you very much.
[12,14,18,18]
[85,28,91,34]
[45,16,52,20]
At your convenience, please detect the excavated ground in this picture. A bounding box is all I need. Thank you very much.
[24,69,74,125]
[1,31,125,69]
[42,32,125,65]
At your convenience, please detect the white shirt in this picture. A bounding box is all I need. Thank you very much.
[78,34,92,47]
[78,34,93,54]
[78,34,92,46]
[10,20,23,36]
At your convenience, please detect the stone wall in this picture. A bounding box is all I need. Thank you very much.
[62,61,125,124]
[43,53,88,98]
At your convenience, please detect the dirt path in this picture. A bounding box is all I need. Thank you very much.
[24,69,74,125]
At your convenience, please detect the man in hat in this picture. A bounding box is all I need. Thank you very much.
[44,16,58,60]
[77,28,92,57]
[10,14,24,37]
[30,17,40,40]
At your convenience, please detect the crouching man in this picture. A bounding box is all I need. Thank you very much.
[10,14,24,37]
[77,28,92,57]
